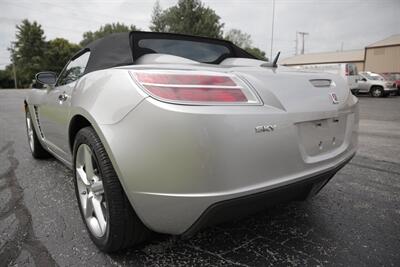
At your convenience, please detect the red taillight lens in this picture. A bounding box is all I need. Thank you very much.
[145,86,247,102]
[130,70,260,105]
[134,73,236,86]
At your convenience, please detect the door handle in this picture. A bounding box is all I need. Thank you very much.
[58,93,68,102]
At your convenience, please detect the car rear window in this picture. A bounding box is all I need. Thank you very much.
[390,73,400,80]
[138,39,231,63]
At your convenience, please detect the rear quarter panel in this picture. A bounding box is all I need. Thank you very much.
[71,69,147,125]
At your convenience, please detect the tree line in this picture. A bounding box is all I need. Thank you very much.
[0,0,267,88]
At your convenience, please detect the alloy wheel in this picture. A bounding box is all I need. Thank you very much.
[372,88,382,97]
[75,144,108,237]
[26,115,34,152]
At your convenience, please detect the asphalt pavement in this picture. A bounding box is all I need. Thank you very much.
[0,89,399,266]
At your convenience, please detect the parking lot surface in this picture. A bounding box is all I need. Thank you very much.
[0,90,399,266]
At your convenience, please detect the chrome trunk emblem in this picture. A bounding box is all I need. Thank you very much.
[255,125,276,133]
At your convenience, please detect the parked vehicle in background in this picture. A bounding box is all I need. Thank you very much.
[380,72,400,95]
[290,63,359,93]
[356,72,397,97]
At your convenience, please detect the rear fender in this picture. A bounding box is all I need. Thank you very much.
[71,69,147,125]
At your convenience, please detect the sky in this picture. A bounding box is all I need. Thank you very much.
[1,0,399,69]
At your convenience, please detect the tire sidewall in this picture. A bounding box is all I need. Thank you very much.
[73,128,111,249]
[370,87,383,97]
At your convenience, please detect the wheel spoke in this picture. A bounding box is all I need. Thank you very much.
[85,195,94,218]
[76,167,90,186]
[26,117,34,149]
[92,196,106,233]
[83,145,95,181]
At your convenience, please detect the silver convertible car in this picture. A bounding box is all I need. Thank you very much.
[25,31,358,252]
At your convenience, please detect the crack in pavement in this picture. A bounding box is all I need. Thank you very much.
[0,141,58,266]
[240,225,326,266]
[184,243,251,267]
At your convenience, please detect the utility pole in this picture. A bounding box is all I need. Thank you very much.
[270,0,276,60]
[11,43,17,89]
[295,31,299,55]
[298,31,309,54]
[12,62,17,89]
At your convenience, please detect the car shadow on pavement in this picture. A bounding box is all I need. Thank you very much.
[107,200,332,266]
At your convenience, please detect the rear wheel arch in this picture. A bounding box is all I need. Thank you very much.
[73,126,150,251]
[68,114,148,230]
[69,115,92,153]
[68,114,124,188]
[370,85,383,92]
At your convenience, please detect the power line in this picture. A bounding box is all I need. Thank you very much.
[297,31,309,54]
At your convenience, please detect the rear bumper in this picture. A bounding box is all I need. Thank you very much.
[182,153,354,237]
[99,97,358,235]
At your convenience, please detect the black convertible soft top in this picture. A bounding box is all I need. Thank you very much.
[73,31,257,74]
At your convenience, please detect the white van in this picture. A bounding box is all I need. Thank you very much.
[291,63,359,91]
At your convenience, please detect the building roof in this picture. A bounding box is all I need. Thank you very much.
[280,49,364,66]
[366,34,400,48]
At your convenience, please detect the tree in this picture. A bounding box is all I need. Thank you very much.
[43,38,81,74]
[149,0,224,38]
[80,23,140,46]
[224,28,267,61]
[244,47,267,61]
[9,19,46,87]
[224,29,252,49]
[150,1,167,32]
[0,68,14,89]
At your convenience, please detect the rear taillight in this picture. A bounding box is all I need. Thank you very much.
[129,70,261,105]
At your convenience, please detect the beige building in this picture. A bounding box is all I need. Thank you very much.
[364,35,400,73]
[281,34,400,73]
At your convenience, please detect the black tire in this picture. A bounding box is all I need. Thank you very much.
[73,126,150,252]
[351,89,359,96]
[370,86,384,98]
[25,109,51,159]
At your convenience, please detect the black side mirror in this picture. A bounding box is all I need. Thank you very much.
[35,72,57,86]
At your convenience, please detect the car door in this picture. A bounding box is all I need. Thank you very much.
[357,74,369,92]
[38,51,91,161]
